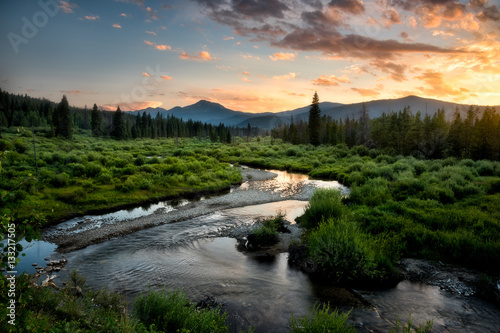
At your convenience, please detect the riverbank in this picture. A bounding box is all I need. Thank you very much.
[43,167,340,253]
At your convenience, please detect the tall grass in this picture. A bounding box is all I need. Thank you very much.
[132,289,228,333]
[300,189,345,229]
[289,303,356,333]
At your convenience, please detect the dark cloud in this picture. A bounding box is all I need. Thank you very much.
[301,0,323,10]
[192,0,467,60]
[383,8,402,27]
[195,0,226,9]
[194,0,290,20]
[477,5,500,22]
[234,23,288,40]
[232,0,290,19]
[469,0,487,10]
[301,10,342,28]
[328,0,365,15]
[400,31,409,38]
[273,30,464,59]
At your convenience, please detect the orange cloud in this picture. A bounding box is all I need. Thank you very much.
[242,77,252,83]
[382,9,401,27]
[351,87,381,98]
[161,75,173,80]
[223,36,234,40]
[101,101,163,112]
[179,51,216,61]
[272,72,296,80]
[142,72,151,77]
[154,44,171,50]
[146,31,157,36]
[144,40,171,51]
[312,74,351,86]
[415,71,472,101]
[269,52,297,61]
[120,13,129,18]
[112,23,122,29]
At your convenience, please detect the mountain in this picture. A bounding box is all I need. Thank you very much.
[129,96,499,129]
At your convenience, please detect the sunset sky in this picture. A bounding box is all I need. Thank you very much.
[1,0,499,113]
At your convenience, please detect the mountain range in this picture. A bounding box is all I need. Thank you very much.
[127,96,499,129]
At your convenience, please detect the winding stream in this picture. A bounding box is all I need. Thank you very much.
[12,168,500,332]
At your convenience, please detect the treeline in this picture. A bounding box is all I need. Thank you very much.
[0,89,249,142]
[272,104,500,160]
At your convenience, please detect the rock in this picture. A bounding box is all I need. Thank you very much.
[196,296,221,310]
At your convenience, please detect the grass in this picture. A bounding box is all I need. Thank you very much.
[289,304,356,333]
[133,289,228,333]
[250,212,287,247]
[1,133,242,223]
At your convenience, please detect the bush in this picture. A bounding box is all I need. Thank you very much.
[300,189,345,229]
[133,289,228,333]
[50,173,69,188]
[307,217,377,282]
[349,177,392,206]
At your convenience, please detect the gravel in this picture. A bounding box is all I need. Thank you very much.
[44,167,322,253]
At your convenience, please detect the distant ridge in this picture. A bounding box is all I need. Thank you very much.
[128,96,499,129]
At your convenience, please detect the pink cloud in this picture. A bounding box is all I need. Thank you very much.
[112,23,122,29]
[59,1,78,14]
[80,15,99,21]
[146,31,157,36]
[269,52,297,61]
[154,44,171,51]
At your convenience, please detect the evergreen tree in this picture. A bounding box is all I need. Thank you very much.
[111,106,126,139]
[53,95,72,139]
[91,104,102,136]
[308,92,321,146]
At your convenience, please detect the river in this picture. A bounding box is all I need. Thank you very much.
[12,168,500,332]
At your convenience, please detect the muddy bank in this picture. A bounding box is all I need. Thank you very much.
[44,167,336,253]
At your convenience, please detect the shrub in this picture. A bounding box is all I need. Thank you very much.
[14,139,28,154]
[349,177,392,206]
[67,163,86,177]
[475,160,495,176]
[50,173,69,188]
[307,217,376,282]
[300,189,345,229]
[97,171,113,185]
[85,162,102,177]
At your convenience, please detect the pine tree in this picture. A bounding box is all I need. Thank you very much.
[53,95,72,139]
[112,106,126,139]
[91,103,102,136]
[308,92,321,146]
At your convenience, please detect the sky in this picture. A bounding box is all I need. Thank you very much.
[1,0,499,113]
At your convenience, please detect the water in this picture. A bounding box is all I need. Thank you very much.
[7,169,500,332]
